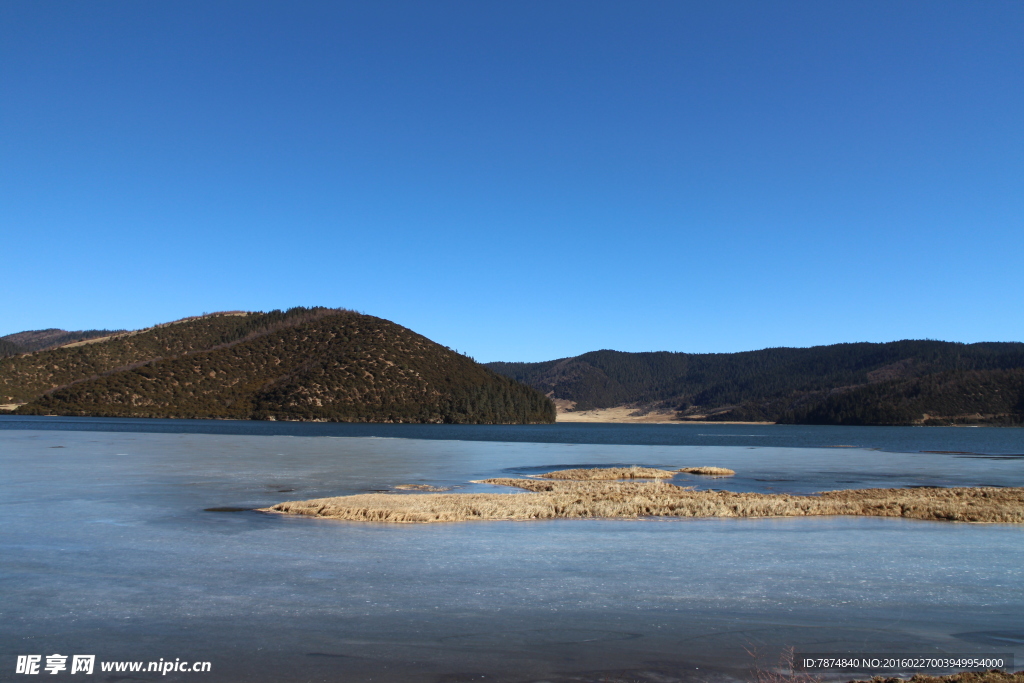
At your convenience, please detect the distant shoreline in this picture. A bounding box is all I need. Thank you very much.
[556,406,773,425]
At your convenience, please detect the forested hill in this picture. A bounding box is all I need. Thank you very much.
[3,308,554,424]
[485,341,1024,426]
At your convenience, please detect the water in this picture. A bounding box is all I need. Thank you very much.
[1,417,1022,682]
[4,414,1024,453]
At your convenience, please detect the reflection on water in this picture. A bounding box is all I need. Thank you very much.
[0,422,1022,682]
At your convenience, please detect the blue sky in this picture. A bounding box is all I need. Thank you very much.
[2,1,1021,362]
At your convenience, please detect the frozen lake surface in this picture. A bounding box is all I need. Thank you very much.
[1,417,1022,682]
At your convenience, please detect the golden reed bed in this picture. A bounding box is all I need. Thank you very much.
[262,467,1023,524]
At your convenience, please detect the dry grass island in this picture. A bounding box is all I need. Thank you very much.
[393,484,451,491]
[536,466,734,479]
[261,467,1024,525]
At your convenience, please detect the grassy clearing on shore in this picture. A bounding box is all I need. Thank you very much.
[264,477,1024,524]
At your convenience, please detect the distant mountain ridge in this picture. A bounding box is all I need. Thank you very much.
[485,341,1024,426]
[0,328,126,357]
[3,308,554,424]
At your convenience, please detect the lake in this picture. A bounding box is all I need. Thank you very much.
[1,416,1022,682]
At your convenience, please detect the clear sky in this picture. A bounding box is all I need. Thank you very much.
[2,1,1021,362]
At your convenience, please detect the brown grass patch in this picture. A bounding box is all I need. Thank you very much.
[539,466,678,479]
[262,479,1024,524]
[678,466,736,476]
[851,671,1024,683]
